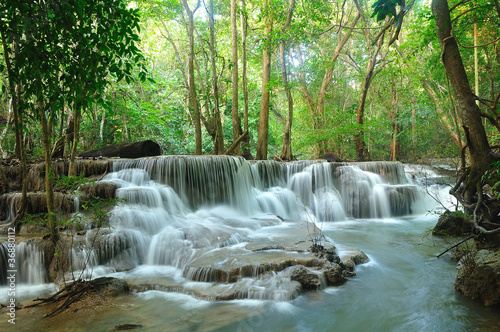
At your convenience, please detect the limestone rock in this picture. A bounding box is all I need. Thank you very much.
[341,248,370,272]
[455,249,500,306]
[287,265,324,290]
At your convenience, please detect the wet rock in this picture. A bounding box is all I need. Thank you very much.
[79,181,117,200]
[287,265,324,290]
[455,249,500,306]
[111,324,143,331]
[433,210,474,236]
[99,277,130,296]
[184,248,326,283]
[341,248,370,272]
[323,261,347,286]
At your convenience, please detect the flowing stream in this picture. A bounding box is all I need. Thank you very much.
[1,157,499,331]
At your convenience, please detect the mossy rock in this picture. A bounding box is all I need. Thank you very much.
[433,210,474,236]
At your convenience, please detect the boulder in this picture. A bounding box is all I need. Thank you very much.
[454,249,500,306]
[78,140,161,158]
[322,152,342,162]
[341,248,370,272]
[433,210,474,236]
[287,265,324,290]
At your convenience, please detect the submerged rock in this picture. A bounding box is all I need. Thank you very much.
[455,249,500,306]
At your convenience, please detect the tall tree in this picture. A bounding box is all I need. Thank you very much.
[207,0,224,154]
[278,0,296,161]
[1,0,146,241]
[0,29,27,229]
[239,0,251,158]
[432,0,495,206]
[230,0,243,155]
[353,0,389,161]
[256,0,274,160]
[181,0,202,155]
[295,2,360,156]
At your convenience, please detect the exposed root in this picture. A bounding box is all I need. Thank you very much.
[19,277,128,317]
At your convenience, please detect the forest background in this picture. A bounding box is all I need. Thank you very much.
[0,0,499,164]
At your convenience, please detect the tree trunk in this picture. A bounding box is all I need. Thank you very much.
[295,9,360,156]
[432,0,492,166]
[181,0,202,155]
[256,0,273,160]
[388,84,400,161]
[208,0,224,155]
[230,0,243,155]
[38,102,58,243]
[278,0,296,161]
[422,79,463,150]
[68,106,82,178]
[353,26,386,161]
[239,0,250,156]
[1,30,28,229]
[432,0,495,206]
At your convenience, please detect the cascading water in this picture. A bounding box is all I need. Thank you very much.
[40,156,428,303]
[4,158,500,331]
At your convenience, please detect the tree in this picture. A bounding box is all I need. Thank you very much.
[0,28,27,228]
[181,0,203,155]
[1,0,146,241]
[278,0,296,161]
[294,1,360,156]
[256,0,274,160]
[207,0,224,154]
[230,0,243,155]
[352,0,390,161]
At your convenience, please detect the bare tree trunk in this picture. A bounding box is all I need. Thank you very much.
[1,30,28,229]
[68,106,81,177]
[181,0,202,155]
[230,0,243,155]
[353,27,387,161]
[388,85,400,161]
[208,0,224,154]
[100,109,105,142]
[256,0,273,160]
[422,79,463,150]
[38,102,58,243]
[240,0,251,157]
[278,0,296,161]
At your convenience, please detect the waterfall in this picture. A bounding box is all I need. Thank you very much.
[0,241,48,285]
[2,157,434,302]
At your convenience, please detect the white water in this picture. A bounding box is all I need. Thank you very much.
[3,157,498,331]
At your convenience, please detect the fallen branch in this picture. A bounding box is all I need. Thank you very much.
[436,235,475,258]
[224,130,248,155]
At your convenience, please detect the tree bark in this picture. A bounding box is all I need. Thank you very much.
[230,0,243,155]
[38,102,58,243]
[353,6,387,161]
[256,0,274,160]
[1,29,28,228]
[207,0,224,154]
[432,0,492,168]
[432,0,495,208]
[240,0,251,156]
[181,0,202,155]
[278,0,296,161]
